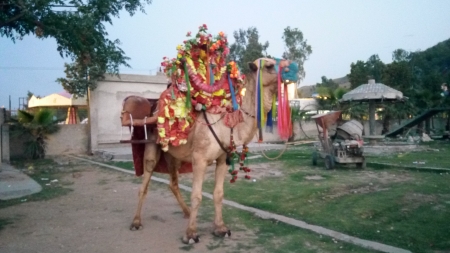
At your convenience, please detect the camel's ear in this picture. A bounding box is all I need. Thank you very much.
[248,62,258,72]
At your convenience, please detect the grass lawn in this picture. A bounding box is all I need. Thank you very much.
[367,141,450,169]
[108,141,450,252]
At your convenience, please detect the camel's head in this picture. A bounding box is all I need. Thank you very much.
[247,57,298,141]
[248,58,278,91]
[247,58,298,91]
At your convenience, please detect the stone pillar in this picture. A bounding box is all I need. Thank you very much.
[369,101,376,135]
[0,108,9,170]
[1,124,10,163]
[425,118,431,134]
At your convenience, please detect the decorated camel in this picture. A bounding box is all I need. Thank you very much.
[120,25,298,244]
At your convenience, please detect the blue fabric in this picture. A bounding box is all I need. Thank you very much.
[209,65,214,86]
[266,109,273,133]
[274,58,299,82]
[227,74,239,111]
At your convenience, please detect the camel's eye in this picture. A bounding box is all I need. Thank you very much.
[265,64,274,70]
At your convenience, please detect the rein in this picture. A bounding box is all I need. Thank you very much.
[196,112,226,126]
[202,110,229,155]
[240,108,255,118]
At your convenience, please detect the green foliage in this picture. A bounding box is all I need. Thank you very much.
[382,61,413,93]
[347,60,369,89]
[365,54,386,82]
[12,108,59,159]
[335,87,347,100]
[56,57,104,97]
[340,103,368,121]
[229,26,312,79]
[392,48,412,62]
[314,81,348,111]
[282,26,312,81]
[315,76,338,90]
[348,55,386,89]
[229,27,269,74]
[346,39,450,132]
[1,0,152,83]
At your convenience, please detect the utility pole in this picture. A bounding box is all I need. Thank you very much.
[86,67,92,155]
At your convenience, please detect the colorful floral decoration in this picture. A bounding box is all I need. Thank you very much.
[227,130,251,183]
[158,25,246,151]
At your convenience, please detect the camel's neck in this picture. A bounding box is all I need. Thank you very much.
[235,75,276,146]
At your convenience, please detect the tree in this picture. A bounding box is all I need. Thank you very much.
[282,26,312,82]
[365,54,386,82]
[382,61,413,93]
[229,27,269,74]
[56,57,104,97]
[392,49,412,62]
[347,60,369,89]
[1,0,152,75]
[12,108,59,159]
[316,76,338,90]
[348,55,386,88]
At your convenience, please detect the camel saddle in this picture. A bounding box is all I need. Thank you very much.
[120,96,192,176]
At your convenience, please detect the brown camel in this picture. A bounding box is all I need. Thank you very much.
[124,58,290,244]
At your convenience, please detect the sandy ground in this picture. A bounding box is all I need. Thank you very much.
[0,161,261,253]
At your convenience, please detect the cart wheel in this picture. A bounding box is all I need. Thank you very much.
[356,157,366,169]
[324,155,335,170]
[312,151,318,166]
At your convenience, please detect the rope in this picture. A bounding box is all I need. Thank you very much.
[195,111,226,126]
[260,142,289,160]
[254,131,289,160]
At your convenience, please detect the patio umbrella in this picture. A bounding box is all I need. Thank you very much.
[340,79,405,135]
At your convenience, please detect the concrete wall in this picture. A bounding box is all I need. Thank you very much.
[10,124,88,158]
[46,124,88,155]
[89,73,168,150]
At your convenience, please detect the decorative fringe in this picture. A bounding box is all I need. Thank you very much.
[256,59,265,142]
[228,73,239,111]
[239,145,251,180]
[277,65,292,141]
[224,110,244,128]
[265,93,277,133]
[228,131,251,183]
[183,62,192,109]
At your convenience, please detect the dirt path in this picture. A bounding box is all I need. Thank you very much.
[0,162,258,253]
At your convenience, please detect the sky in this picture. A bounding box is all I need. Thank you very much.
[1,0,450,109]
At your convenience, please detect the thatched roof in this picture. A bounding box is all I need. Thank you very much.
[341,79,405,102]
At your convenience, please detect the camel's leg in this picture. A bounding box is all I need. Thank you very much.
[166,154,190,218]
[212,154,231,237]
[182,152,208,244]
[130,142,160,230]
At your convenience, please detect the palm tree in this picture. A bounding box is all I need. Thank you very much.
[13,108,60,159]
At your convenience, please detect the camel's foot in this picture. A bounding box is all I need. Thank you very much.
[213,225,231,238]
[129,220,143,231]
[182,229,200,244]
